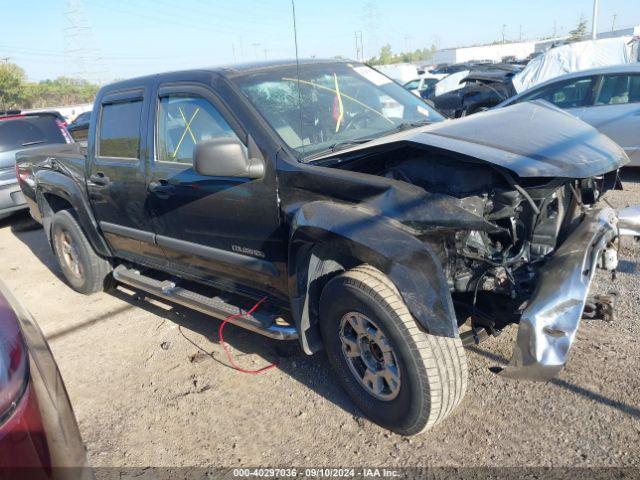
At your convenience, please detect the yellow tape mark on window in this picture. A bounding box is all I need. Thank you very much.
[173,107,200,159]
[333,73,344,132]
[282,77,395,125]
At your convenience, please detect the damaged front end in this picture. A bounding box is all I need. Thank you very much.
[423,167,640,381]
[411,165,639,381]
[319,101,637,381]
[393,161,636,381]
[501,204,640,380]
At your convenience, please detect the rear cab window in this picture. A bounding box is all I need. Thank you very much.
[98,98,143,159]
[0,114,69,153]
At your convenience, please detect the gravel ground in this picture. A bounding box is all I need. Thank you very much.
[0,173,639,473]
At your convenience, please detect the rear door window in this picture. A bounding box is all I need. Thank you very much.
[98,100,142,158]
[0,115,67,153]
[595,74,640,105]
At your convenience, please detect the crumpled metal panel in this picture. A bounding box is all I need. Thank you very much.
[313,101,629,179]
[617,204,640,237]
[500,206,639,381]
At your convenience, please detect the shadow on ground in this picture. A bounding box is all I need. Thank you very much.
[467,345,640,419]
[9,222,361,420]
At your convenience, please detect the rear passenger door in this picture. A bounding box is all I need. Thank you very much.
[88,88,166,265]
[578,73,640,164]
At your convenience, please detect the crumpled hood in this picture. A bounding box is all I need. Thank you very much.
[323,101,629,178]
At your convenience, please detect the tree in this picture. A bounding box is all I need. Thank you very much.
[24,77,99,108]
[0,63,26,110]
[569,15,588,42]
[378,44,394,64]
[368,44,436,65]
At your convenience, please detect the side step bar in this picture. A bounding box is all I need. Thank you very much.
[112,265,298,341]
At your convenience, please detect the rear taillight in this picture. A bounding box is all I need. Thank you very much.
[0,296,29,421]
[14,162,28,186]
[56,119,73,144]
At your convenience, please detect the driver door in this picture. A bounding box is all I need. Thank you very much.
[146,82,284,296]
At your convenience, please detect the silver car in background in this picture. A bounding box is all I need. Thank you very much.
[498,64,640,166]
[0,111,72,220]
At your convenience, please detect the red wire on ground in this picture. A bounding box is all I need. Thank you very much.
[217,296,278,374]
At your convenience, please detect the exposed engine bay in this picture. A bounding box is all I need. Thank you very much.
[332,145,621,344]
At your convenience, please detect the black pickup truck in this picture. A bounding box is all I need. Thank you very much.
[15,59,640,435]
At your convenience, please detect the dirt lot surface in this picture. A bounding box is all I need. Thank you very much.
[1,173,639,472]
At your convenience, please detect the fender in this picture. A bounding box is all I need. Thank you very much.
[35,169,112,258]
[288,200,458,354]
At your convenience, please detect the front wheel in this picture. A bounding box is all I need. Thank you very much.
[319,265,468,435]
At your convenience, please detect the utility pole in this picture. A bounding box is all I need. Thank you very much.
[363,2,379,60]
[251,43,261,60]
[611,14,617,32]
[502,24,507,44]
[553,20,557,37]
[354,31,364,61]
[65,0,108,84]
[591,0,599,40]
[519,25,522,42]
[404,35,412,53]
[263,48,269,60]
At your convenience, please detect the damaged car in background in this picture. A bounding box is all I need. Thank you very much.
[15,59,640,435]
[429,63,522,117]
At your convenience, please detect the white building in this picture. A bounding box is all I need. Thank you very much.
[432,25,639,65]
[433,41,539,65]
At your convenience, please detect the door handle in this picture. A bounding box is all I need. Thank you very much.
[89,172,110,186]
[148,180,175,198]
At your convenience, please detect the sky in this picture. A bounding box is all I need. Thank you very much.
[2,0,639,83]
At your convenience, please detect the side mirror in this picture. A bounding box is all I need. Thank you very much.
[193,138,265,179]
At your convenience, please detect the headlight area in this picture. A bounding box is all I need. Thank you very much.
[442,171,626,357]
[443,179,584,345]
[0,291,50,471]
[0,308,29,425]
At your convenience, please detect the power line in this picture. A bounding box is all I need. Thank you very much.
[64,0,109,83]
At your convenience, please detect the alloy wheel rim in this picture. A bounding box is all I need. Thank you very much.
[339,311,401,401]
[56,230,83,280]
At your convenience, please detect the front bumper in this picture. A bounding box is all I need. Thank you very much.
[500,205,640,381]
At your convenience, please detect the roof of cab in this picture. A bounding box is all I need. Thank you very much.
[100,58,355,92]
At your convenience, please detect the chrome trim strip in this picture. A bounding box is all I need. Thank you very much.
[156,235,279,277]
[112,265,296,340]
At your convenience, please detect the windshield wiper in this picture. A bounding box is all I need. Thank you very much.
[21,140,46,146]
[387,119,431,134]
[330,138,376,152]
[303,137,376,162]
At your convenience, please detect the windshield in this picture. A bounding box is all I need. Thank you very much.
[233,62,444,159]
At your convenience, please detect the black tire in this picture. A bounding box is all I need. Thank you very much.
[51,209,112,294]
[319,265,467,435]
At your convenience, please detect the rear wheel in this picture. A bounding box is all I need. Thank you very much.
[51,210,112,294]
[319,265,467,435]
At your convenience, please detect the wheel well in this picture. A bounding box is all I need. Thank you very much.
[294,244,361,354]
[42,193,73,216]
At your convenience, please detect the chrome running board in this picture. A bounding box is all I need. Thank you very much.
[112,265,297,341]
